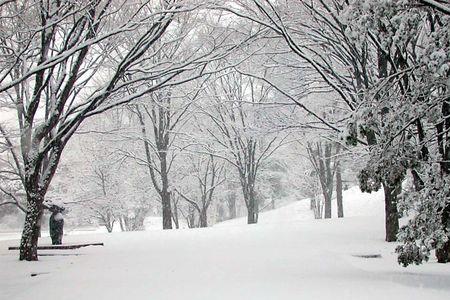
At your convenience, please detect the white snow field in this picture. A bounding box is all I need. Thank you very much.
[1,187,450,300]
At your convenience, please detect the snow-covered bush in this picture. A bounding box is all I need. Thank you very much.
[396,165,450,266]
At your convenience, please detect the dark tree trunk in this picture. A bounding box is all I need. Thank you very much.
[19,194,44,261]
[246,190,258,224]
[324,194,332,219]
[323,144,333,219]
[247,210,257,224]
[383,182,399,242]
[199,209,208,228]
[375,44,403,242]
[411,169,424,192]
[161,191,172,229]
[436,242,450,263]
[160,144,172,229]
[435,99,450,262]
[135,103,174,230]
[336,163,344,218]
[436,201,450,263]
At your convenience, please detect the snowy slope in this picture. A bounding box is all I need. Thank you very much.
[216,186,385,226]
[1,187,450,300]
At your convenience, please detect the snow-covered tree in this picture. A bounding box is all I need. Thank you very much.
[340,0,450,265]
[176,153,225,227]
[0,0,247,260]
[200,71,286,224]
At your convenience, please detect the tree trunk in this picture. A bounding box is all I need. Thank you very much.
[314,142,334,219]
[119,217,126,232]
[187,205,196,228]
[336,163,344,218]
[436,202,450,263]
[160,145,172,229]
[436,241,450,263]
[228,195,236,219]
[383,182,399,242]
[134,211,146,231]
[324,194,331,219]
[311,197,321,219]
[106,222,114,233]
[19,194,44,261]
[171,197,179,229]
[161,191,172,229]
[247,210,257,224]
[255,196,259,223]
[435,99,450,262]
[172,213,179,229]
[246,190,258,224]
[199,209,208,228]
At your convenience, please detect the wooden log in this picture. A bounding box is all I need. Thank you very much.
[352,254,382,259]
[8,242,104,250]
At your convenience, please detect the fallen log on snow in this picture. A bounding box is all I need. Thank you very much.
[8,243,104,250]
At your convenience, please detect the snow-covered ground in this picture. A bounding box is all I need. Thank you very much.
[1,187,450,300]
[217,186,385,227]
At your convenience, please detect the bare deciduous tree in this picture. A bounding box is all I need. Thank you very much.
[176,153,224,227]
[0,0,244,260]
[201,72,285,224]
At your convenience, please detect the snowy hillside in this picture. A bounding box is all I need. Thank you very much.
[1,187,450,300]
[217,186,385,226]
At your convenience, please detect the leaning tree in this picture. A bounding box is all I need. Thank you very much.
[0,0,244,261]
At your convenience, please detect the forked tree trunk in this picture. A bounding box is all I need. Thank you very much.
[336,163,344,218]
[310,142,334,219]
[383,182,399,242]
[19,194,44,261]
